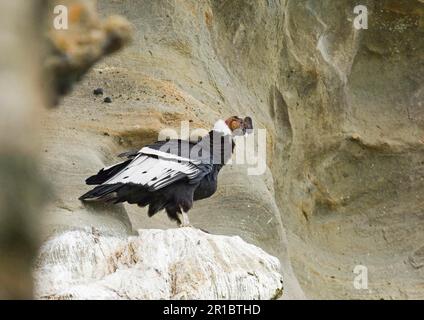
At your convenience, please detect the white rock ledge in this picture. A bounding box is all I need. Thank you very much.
[34,228,283,300]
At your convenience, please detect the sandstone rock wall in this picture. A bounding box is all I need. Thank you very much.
[39,0,424,299]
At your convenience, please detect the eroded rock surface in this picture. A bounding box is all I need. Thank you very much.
[35,228,283,300]
[39,0,424,299]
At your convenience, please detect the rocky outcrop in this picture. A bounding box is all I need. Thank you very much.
[35,228,283,300]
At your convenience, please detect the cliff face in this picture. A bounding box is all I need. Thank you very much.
[38,0,424,299]
[213,0,424,299]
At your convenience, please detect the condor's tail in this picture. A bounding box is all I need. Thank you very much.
[79,159,132,202]
[79,183,123,202]
[79,181,159,211]
[85,159,132,185]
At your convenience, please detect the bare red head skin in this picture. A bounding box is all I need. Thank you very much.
[225,116,253,135]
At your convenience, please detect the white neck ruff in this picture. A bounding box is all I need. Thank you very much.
[213,119,232,136]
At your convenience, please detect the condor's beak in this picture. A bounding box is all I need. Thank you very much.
[243,116,253,135]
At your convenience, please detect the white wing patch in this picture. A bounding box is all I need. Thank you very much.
[104,152,200,191]
[139,147,201,165]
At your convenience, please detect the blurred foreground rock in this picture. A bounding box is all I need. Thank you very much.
[0,0,47,299]
[34,228,283,300]
[0,0,131,299]
[45,0,132,104]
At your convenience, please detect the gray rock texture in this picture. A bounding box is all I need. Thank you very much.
[38,0,424,299]
[35,228,283,300]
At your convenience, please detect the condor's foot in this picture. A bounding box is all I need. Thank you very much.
[179,223,193,228]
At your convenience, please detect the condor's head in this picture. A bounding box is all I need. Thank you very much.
[225,116,253,136]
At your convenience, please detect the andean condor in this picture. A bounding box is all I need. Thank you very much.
[79,116,253,226]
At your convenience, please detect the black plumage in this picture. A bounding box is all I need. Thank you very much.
[79,117,252,226]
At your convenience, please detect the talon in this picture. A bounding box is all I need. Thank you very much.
[179,223,193,228]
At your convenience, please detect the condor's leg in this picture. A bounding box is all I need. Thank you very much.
[175,187,194,227]
[180,210,191,227]
[178,200,193,228]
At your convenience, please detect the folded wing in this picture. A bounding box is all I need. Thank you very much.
[86,139,208,192]
[104,150,201,191]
